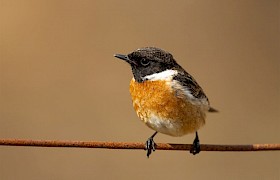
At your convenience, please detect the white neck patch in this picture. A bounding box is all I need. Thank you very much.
[142,69,178,81]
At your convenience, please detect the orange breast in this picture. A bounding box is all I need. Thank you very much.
[129,78,206,136]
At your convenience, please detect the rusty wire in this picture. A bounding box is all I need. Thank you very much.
[0,139,279,152]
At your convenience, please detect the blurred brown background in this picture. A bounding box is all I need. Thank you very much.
[0,0,279,179]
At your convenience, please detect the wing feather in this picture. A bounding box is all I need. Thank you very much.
[172,70,213,111]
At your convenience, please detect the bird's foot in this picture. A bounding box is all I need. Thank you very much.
[145,132,158,158]
[190,131,201,155]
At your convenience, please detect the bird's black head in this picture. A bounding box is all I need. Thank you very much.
[114,47,180,82]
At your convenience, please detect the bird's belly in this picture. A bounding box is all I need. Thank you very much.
[145,113,188,136]
[129,79,206,137]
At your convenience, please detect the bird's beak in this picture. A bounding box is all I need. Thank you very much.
[114,54,137,65]
[114,54,130,61]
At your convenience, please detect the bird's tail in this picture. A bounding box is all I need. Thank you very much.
[208,107,218,112]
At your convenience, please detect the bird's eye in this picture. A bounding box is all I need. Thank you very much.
[140,58,150,66]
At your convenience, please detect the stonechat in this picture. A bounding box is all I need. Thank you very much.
[114,47,217,157]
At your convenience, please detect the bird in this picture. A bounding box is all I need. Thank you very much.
[114,47,217,157]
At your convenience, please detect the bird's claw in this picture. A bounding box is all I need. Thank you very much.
[145,137,157,158]
[190,132,201,155]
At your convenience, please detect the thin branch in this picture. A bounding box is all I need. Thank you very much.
[0,139,279,152]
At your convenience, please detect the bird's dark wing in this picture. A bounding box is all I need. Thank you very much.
[172,69,218,112]
[173,70,208,101]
